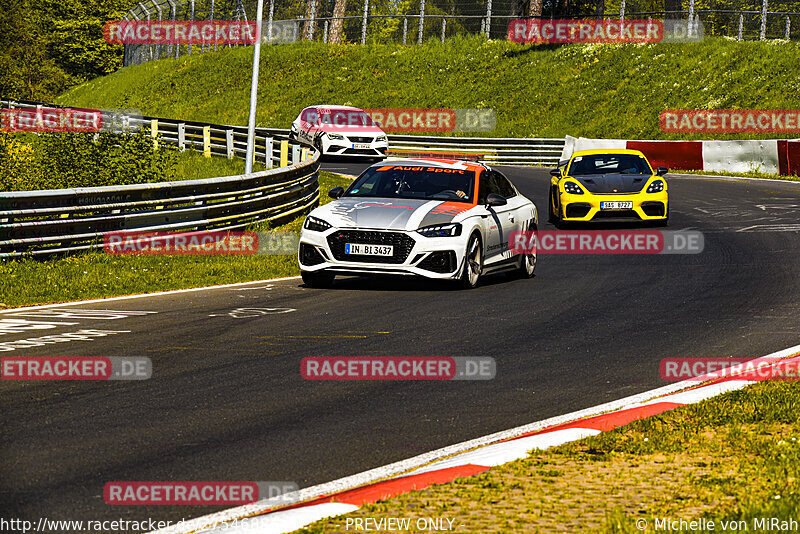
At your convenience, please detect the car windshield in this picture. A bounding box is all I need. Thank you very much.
[344,165,476,203]
[568,154,653,175]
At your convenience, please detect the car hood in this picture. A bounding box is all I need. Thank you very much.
[571,174,650,193]
[310,197,474,231]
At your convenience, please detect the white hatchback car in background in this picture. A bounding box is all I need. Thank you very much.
[290,105,388,159]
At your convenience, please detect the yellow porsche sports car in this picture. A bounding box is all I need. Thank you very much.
[548,149,669,226]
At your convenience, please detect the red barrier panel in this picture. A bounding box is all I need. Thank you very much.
[627,140,704,170]
[778,140,800,176]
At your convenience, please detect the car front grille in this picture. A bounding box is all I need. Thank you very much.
[343,148,380,155]
[565,203,591,218]
[299,243,326,266]
[327,230,415,264]
[347,136,374,143]
[417,251,457,273]
[641,202,666,217]
[594,210,640,219]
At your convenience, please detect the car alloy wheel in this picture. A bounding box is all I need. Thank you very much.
[460,233,483,289]
[519,222,537,278]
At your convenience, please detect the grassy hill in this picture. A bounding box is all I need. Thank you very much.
[56,35,800,140]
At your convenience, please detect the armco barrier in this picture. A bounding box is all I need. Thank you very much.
[627,140,704,170]
[0,99,319,258]
[248,130,564,166]
[386,135,565,166]
[778,140,800,176]
[562,135,800,176]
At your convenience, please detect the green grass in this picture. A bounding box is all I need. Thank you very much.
[57,36,800,141]
[293,379,800,533]
[171,150,268,181]
[0,171,351,308]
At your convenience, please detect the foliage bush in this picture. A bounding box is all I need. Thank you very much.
[0,131,179,191]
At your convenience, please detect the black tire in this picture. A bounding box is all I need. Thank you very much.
[301,271,335,288]
[459,233,483,289]
[517,222,537,279]
[548,187,558,225]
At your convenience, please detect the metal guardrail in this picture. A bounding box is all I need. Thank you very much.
[0,99,320,258]
[385,134,565,166]
[243,127,565,166]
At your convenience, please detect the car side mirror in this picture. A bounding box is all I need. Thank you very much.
[486,193,507,207]
[549,168,562,177]
[328,187,344,199]
[656,167,668,176]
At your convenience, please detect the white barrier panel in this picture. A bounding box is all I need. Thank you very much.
[560,135,627,161]
[702,140,780,175]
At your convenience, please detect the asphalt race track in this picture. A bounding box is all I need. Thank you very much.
[2,164,799,530]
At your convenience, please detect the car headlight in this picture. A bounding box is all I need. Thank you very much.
[303,216,332,232]
[563,181,584,195]
[325,133,345,140]
[417,223,462,237]
[647,179,665,193]
[376,135,387,142]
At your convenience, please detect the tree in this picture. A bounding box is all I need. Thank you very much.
[0,0,130,101]
[303,0,318,39]
[664,0,681,17]
[329,0,347,42]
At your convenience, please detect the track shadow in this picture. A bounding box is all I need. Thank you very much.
[302,271,534,292]
[503,43,565,58]
[553,220,668,230]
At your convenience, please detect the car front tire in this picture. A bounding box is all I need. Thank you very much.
[517,222,537,279]
[459,233,483,289]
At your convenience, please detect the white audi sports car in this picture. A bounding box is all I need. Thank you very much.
[298,158,538,289]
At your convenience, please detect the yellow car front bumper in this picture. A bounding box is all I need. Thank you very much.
[560,191,668,222]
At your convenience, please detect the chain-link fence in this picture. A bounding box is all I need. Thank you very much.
[122,0,800,66]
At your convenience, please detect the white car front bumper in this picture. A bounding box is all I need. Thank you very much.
[319,135,389,158]
[298,227,468,280]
